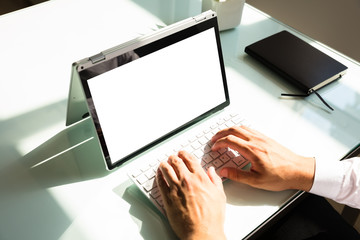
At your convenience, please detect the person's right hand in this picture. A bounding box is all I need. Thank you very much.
[211,125,315,192]
[156,151,227,240]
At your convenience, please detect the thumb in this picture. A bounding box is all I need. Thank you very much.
[220,167,257,186]
[207,166,224,190]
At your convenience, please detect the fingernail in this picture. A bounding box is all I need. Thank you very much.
[157,164,163,173]
[156,168,161,177]
[220,168,228,178]
[211,144,216,151]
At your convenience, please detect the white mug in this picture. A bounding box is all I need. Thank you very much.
[202,0,245,31]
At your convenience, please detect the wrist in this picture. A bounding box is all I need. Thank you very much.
[291,156,315,191]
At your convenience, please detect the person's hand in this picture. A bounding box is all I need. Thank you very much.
[211,125,315,192]
[156,151,227,240]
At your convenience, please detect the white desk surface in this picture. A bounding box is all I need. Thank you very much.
[1,0,360,239]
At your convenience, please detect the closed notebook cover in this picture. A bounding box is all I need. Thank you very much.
[245,30,348,95]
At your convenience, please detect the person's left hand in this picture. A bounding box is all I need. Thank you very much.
[156,151,227,240]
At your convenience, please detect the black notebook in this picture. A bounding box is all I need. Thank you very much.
[245,30,348,96]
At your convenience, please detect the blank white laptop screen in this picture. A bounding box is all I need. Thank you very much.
[80,16,229,169]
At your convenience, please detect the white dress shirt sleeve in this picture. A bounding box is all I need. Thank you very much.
[309,156,360,209]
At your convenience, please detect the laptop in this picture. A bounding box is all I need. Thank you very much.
[65,10,251,215]
[66,10,232,169]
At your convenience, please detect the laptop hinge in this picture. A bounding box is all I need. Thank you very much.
[193,15,207,23]
[89,52,106,64]
[193,10,215,22]
[194,15,206,22]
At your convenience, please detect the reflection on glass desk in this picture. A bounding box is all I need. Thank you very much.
[0,1,360,240]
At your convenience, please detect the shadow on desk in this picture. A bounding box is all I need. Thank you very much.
[113,181,178,240]
[21,117,109,188]
[0,99,111,239]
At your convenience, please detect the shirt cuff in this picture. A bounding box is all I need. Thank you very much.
[309,157,343,199]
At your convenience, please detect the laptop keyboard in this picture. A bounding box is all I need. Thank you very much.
[128,113,250,214]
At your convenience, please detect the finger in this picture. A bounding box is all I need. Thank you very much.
[220,167,258,187]
[241,125,266,137]
[212,136,261,167]
[212,134,248,153]
[211,125,251,143]
[177,151,203,173]
[168,154,190,179]
[207,166,224,190]
[156,168,174,215]
[158,160,179,187]
[156,167,170,195]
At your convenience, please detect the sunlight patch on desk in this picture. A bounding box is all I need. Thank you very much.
[343,76,360,93]
[339,59,360,94]
[223,66,349,161]
[223,180,297,239]
[0,88,67,121]
[226,59,359,157]
[241,4,271,26]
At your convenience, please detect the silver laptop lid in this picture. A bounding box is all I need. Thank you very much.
[66,10,229,170]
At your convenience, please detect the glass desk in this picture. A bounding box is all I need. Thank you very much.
[0,0,359,239]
